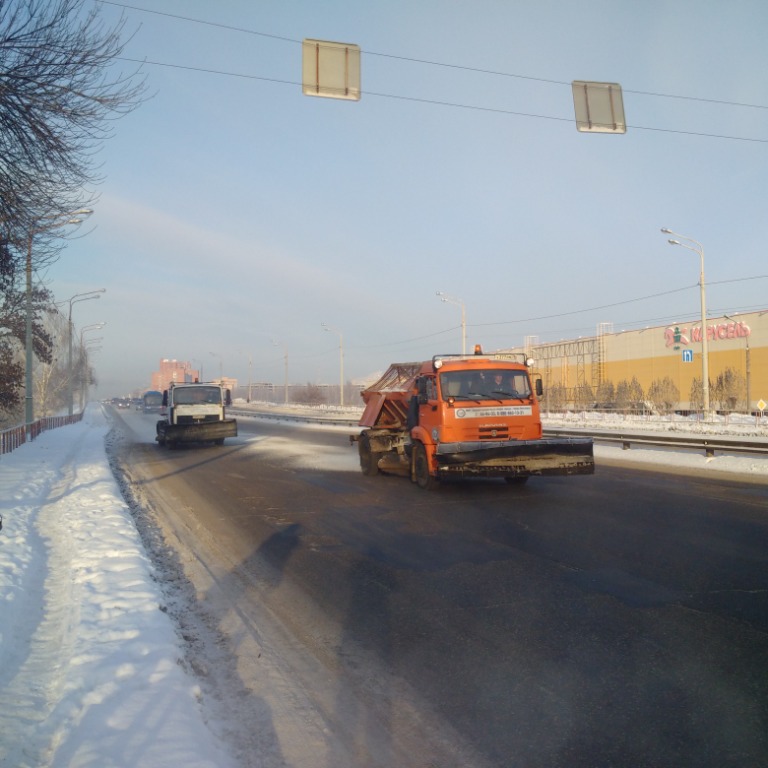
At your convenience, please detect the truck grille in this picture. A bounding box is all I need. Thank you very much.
[177,415,219,424]
[478,426,510,440]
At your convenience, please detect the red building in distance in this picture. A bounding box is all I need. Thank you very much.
[150,359,199,392]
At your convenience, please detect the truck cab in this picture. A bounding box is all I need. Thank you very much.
[412,355,544,445]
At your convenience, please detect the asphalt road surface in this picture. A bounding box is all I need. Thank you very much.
[110,409,768,768]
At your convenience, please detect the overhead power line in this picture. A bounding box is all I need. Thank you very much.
[364,51,768,112]
[117,55,768,145]
[101,1,768,121]
[344,275,768,352]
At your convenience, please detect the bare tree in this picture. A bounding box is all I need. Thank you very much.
[33,308,72,416]
[615,376,645,412]
[573,381,594,411]
[546,382,567,413]
[713,367,746,413]
[293,383,326,405]
[647,376,680,415]
[595,379,615,408]
[0,0,145,248]
[0,0,144,413]
[689,377,704,414]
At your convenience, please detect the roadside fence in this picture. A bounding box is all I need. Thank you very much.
[1,412,84,457]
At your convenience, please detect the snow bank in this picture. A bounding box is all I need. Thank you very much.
[0,405,235,768]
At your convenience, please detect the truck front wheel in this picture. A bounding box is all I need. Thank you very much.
[413,442,439,490]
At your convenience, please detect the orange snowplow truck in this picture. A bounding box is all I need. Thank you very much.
[352,346,594,489]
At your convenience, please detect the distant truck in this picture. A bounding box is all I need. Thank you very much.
[352,346,594,489]
[156,382,237,448]
[141,390,164,413]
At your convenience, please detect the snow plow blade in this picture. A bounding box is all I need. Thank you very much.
[158,419,238,444]
[434,437,594,479]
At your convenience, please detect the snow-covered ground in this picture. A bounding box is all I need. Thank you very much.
[543,408,768,439]
[0,406,237,768]
[1,404,766,768]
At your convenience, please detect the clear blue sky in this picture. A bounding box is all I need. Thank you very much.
[46,0,768,397]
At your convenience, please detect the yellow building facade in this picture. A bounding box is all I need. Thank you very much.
[516,310,767,413]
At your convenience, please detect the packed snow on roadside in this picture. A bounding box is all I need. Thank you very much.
[541,410,768,475]
[1,404,766,767]
[543,408,768,439]
[0,406,238,768]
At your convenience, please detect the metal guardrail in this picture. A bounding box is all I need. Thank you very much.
[543,428,768,458]
[229,407,359,427]
[231,407,768,459]
[0,412,84,457]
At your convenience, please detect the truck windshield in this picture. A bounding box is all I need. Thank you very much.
[173,386,222,405]
[440,369,532,401]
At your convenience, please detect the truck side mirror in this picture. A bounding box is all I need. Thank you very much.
[162,390,168,407]
[225,389,232,406]
[535,379,543,397]
[416,377,429,404]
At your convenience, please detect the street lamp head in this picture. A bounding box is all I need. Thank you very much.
[667,239,681,246]
[62,209,93,226]
[660,228,672,234]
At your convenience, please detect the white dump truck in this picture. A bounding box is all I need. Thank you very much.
[156,381,237,448]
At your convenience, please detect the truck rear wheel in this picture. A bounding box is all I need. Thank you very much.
[358,434,382,476]
[413,442,439,490]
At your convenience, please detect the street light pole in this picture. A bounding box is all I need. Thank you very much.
[272,340,289,404]
[79,323,105,345]
[78,323,105,409]
[321,323,344,406]
[283,348,289,405]
[25,209,93,436]
[436,291,466,354]
[209,351,223,383]
[65,290,105,415]
[661,228,710,418]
